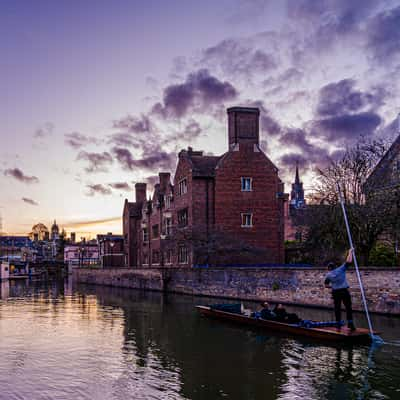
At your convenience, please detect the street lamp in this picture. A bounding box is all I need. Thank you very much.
[110,241,115,268]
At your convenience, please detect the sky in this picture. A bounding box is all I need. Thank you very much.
[1,0,399,237]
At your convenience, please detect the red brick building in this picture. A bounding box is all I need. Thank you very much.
[123,106,286,267]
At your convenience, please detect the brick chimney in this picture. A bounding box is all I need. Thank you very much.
[159,172,170,193]
[227,107,260,148]
[135,183,147,204]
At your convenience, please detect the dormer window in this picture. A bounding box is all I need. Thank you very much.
[241,177,252,191]
[178,178,187,195]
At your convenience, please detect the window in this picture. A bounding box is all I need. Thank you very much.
[178,208,188,227]
[164,217,172,236]
[165,249,173,264]
[165,194,172,209]
[143,253,149,265]
[143,228,149,242]
[152,250,160,264]
[241,213,253,227]
[178,178,188,195]
[241,177,252,191]
[152,224,159,238]
[178,246,188,264]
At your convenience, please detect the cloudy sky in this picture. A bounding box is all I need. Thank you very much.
[1,0,399,237]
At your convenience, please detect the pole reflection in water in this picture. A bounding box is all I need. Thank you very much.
[0,281,399,400]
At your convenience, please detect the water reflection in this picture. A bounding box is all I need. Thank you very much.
[0,281,399,400]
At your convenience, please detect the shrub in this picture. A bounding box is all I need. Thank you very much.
[368,244,397,267]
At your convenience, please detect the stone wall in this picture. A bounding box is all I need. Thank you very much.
[74,266,400,315]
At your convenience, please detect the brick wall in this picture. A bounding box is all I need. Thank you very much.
[74,266,400,315]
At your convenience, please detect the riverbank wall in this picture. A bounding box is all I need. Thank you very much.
[73,267,400,315]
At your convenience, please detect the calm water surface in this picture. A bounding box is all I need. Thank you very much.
[0,279,399,400]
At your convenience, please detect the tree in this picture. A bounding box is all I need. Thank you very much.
[295,137,398,266]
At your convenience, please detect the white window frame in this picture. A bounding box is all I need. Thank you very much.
[241,177,252,192]
[241,213,253,227]
[165,194,172,209]
[178,178,188,195]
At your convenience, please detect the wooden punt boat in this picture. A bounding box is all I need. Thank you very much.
[196,305,378,344]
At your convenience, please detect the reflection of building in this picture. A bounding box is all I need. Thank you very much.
[285,164,306,241]
[123,106,286,267]
[97,234,124,268]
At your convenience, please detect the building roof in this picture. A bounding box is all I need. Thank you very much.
[189,155,222,177]
[125,201,142,217]
[364,133,400,192]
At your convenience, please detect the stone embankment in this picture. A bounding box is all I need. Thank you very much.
[74,266,400,315]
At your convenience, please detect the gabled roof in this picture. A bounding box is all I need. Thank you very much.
[364,133,400,192]
[189,155,222,177]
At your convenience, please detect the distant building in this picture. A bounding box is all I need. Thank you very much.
[51,220,59,240]
[285,164,306,241]
[0,236,32,261]
[290,163,306,210]
[97,233,124,268]
[64,242,99,266]
[29,223,49,241]
[123,106,286,267]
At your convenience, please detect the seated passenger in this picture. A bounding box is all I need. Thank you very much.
[273,304,301,324]
[259,302,276,320]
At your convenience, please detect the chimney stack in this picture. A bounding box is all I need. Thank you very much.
[135,183,147,204]
[159,172,170,193]
[227,107,260,149]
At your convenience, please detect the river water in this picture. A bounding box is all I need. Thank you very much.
[0,279,399,400]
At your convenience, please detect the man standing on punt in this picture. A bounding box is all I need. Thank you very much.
[324,249,356,331]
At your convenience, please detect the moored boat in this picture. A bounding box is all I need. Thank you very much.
[196,305,378,344]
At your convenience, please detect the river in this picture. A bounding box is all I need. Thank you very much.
[0,279,399,400]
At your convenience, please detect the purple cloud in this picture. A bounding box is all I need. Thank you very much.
[312,112,382,141]
[34,122,54,139]
[65,132,102,149]
[316,79,386,117]
[112,147,175,172]
[108,182,131,191]
[4,168,39,184]
[202,38,277,78]
[287,0,378,51]
[86,184,112,196]
[76,151,113,173]
[278,128,330,169]
[112,114,152,133]
[152,69,238,118]
[366,6,400,62]
[22,197,39,206]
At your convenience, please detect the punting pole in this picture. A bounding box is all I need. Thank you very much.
[336,183,383,344]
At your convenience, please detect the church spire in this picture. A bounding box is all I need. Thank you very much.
[290,163,305,209]
[295,161,300,185]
